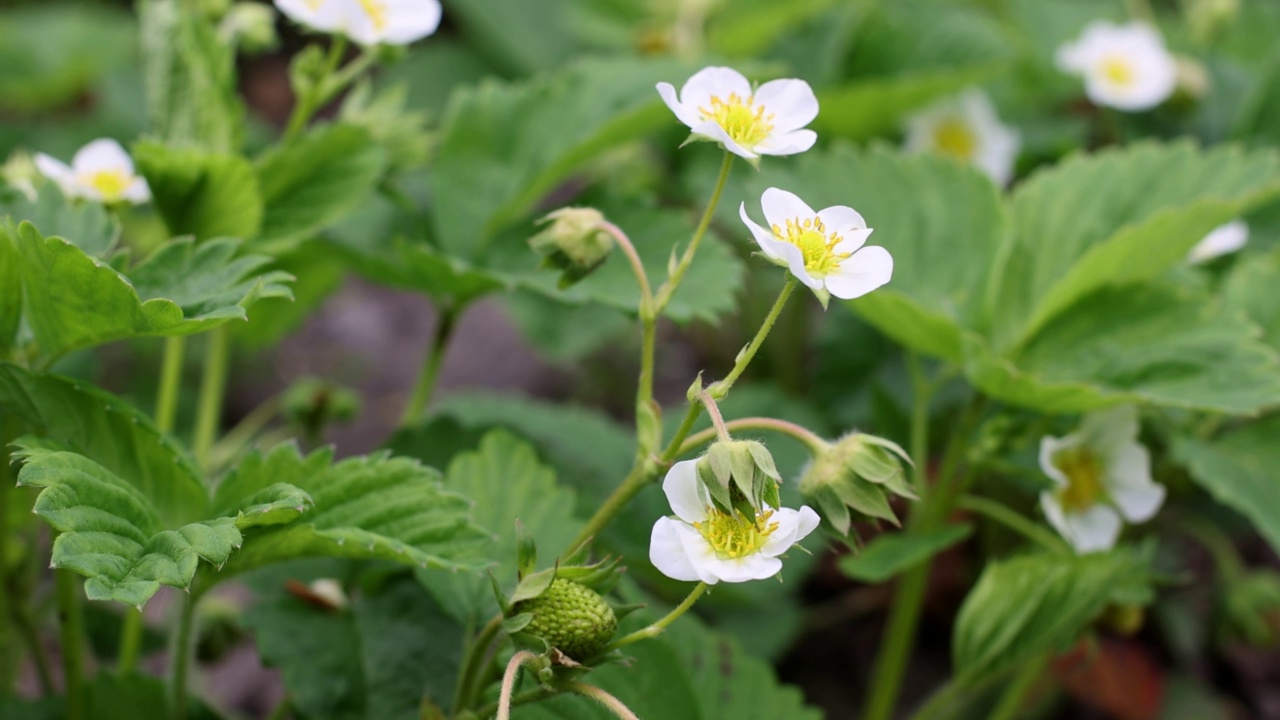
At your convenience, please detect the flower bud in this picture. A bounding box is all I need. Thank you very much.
[2,151,39,202]
[695,439,782,519]
[528,207,614,289]
[1174,56,1211,101]
[219,3,279,53]
[512,578,618,660]
[1220,571,1280,648]
[799,432,914,537]
[283,377,360,442]
[1098,603,1145,636]
[1185,0,1239,44]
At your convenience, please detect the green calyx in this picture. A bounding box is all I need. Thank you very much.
[512,578,618,660]
[528,207,614,289]
[695,439,782,520]
[800,432,915,537]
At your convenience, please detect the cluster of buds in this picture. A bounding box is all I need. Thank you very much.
[799,432,914,537]
[494,524,635,664]
[528,207,615,289]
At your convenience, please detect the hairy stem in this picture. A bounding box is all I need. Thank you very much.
[698,391,731,443]
[192,328,230,470]
[451,613,502,715]
[400,303,460,427]
[654,152,734,313]
[207,394,284,471]
[956,495,1070,555]
[55,569,86,720]
[707,276,797,397]
[474,687,556,719]
[565,682,641,720]
[496,650,541,720]
[609,582,707,649]
[283,36,347,141]
[155,336,186,434]
[678,416,829,457]
[170,588,202,720]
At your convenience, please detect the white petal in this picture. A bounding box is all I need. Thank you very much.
[72,138,134,174]
[816,205,867,236]
[679,66,752,114]
[649,517,701,582]
[662,459,708,524]
[673,522,726,584]
[377,0,443,44]
[753,79,818,133]
[699,553,783,583]
[760,506,820,557]
[690,120,758,159]
[1106,444,1164,522]
[1188,221,1249,264]
[33,154,79,197]
[754,129,816,156]
[1078,405,1139,459]
[275,0,341,29]
[1040,491,1071,541]
[763,235,822,290]
[832,227,873,257]
[1060,505,1122,553]
[975,122,1021,187]
[739,203,784,261]
[759,187,816,230]
[657,82,699,129]
[121,177,152,205]
[824,245,893,300]
[1038,434,1074,488]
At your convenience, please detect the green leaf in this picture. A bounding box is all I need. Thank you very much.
[0,5,136,113]
[0,673,220,720]
[231,238,348,349]
[423,431,581,622]
[813,66,1002,142]
[744,144,1005,360]
[133,141,263,240]
[12,224,292,365]
[244,571,465,719]
[839,524,973,583]
[1173,416,1280,556]
[953,550,1139,682]
[441,0,639,74]
[255,123,387,252]
[707,0,841,57]
[216,443,488,575]
[0,363,207,526]
[991,142,1280,350]
[1,187,118,256]
[430,57,691,260]
[0,229,18,354]
[965,284,1280,414]
[1224,247,1280,352]
[13,444,240,607]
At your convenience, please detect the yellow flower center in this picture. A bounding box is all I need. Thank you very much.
[700,93,774,149]
[693,507,779,560]
[771,216,850,277]
[357,0,388,30]
[1100,56,1135,87]
[1054,447,1106,514]
[932,118,977,160]
[81,170,131,202]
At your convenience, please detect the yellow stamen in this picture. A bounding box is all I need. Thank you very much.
[81,170,131,202]
[932,118,977,160]
[357,0,388,30]
[1054,447,1106,513]
[1099,56,1134,87]
[770,216,850,278]
[699,93,774,149]
[693,507,779,560]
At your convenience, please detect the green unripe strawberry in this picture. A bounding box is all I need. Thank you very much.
[513,578,618,660]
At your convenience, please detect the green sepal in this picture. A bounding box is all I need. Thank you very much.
[511,566,558,604]
[813,486,852,537]
[503,613,535,634]
[832,478,898,526]
[489,571,511,616]
[611,603,646,621]
[515,519,537,580]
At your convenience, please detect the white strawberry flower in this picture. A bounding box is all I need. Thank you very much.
[33,139,150,205]
[739,188,893,308]
[904,89,1021,186]
[649,460,819,584]
[275,0,442,46]
[1039,406,1166,554]
[657,66,818,163]
[1056,21,1177,111]
[1188,220,1248,264]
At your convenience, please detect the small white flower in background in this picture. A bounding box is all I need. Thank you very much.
[275,0,442,46]
[33,139,150,205]
[649,459,819,584]
[1039,406,1165,554]
[903,89,1021,186]
[1056,21,1177,111]
[740,188,893,308]
[657,66,818,163]
[1188,220,1249,264]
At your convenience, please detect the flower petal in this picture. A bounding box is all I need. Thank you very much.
[740,203,783,261]
[832,227,873,256]
[72,139,134,174]
[657,82,699,129]
[122,178,152,205]
[1188,220,1249,264]
[816,205,868,237]
[1039,435,1074,488]
[672,522,725,584]
[761,235,821,290]
[690,120,757,159]
[753,79,818,132]
[379,0,443,44]
[1078,406,1139,459]
[33,154,78,197]
[755,129,816,157]
[1060,504,1123,553]
[662,459,708,524]
[760,506,819,557]
[649,517,701,582]
[824,245,893,300]
[759,187,816,230]
[679,66,751,114]
[1106,444,1164,522]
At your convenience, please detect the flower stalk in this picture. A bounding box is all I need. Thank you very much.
[55,569,86,720]
[495,650,542,720]
[609,582,707,650]
[653,152,733,313]
[400,303,460,427]
[565,682,641,720]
